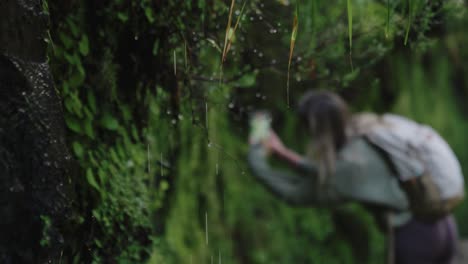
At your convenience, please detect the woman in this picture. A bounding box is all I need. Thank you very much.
[248,91,461,264]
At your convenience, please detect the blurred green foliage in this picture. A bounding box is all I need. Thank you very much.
[43,0,468,263]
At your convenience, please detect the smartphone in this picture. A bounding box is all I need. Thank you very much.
[249,111,272,144]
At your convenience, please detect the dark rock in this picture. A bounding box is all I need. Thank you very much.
[0,0,76,262]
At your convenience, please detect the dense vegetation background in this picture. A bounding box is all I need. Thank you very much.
[41,0,468,263]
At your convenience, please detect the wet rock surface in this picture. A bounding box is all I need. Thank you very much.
[0,0,76,262]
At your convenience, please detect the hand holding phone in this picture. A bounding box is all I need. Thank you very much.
[249,111,272,145]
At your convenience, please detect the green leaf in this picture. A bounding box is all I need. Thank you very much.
[87,91,97,113]
[119,105,132,122]
[66,18,80,38]
[100,112,119,130]
[65,115,82,134]
[69,69,86,88]
[83,117,95,139]
[152,40,160,56]
[117,12,128,22]
[160,180,169,191]
[72,141,84,158]
[59,33,73,50]
[236,71,257,88]
[144,8,155,23]
[86,168,100,190]
[79,35,89,56]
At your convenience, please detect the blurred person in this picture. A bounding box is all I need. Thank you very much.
[248,90,464,264]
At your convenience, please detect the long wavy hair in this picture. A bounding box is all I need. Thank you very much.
[297,91,350,180]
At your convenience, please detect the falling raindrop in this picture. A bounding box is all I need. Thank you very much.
[205,211,209,245]
[147,144,150,174]
[228,102,235,109]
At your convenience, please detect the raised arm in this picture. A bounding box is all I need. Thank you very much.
[247,142,342,206]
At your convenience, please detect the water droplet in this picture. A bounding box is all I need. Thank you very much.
[21,92,26,96]
[134,35,139,40]
[250,17,254,21]
[256,93,261,98]
[271,59,277,64]
[253,49,257,53]
[171,119,177,124]
[269,28,277,34]
[166,110,172,115]
[235,10,240,16]
[228,102,234,109]
[208,142,212,148]
[258,52,263,58]
[178,114,184,120]
[259,16,263,20]
[262,95,267,100]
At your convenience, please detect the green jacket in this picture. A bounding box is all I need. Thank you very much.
[248,137,411,227]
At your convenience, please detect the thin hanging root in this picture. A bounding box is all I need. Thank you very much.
[287,4,298,108]
[222,0,248,63]
[404,0,412,45]
[385,0,390,38]
[173,50,177,75]
[221,0,236,63]
[347,0,353,71]
[347,0,352,50]
[219,0,247,85]
[224,0,248,61]
[184,40,188,69]
[205,211,209,245]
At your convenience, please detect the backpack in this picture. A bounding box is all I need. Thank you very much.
[352,113,465,221]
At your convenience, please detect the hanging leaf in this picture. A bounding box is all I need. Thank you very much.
[287,3,299,107]
[100,112,119,131]
[117,12,128,22]
[72,141,84,158]
[87,91,97,113]
[79,35,89,56]
[65,114,82,134]
[86,168,100,190]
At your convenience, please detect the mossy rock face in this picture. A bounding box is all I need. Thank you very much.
[0,0,76,262]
